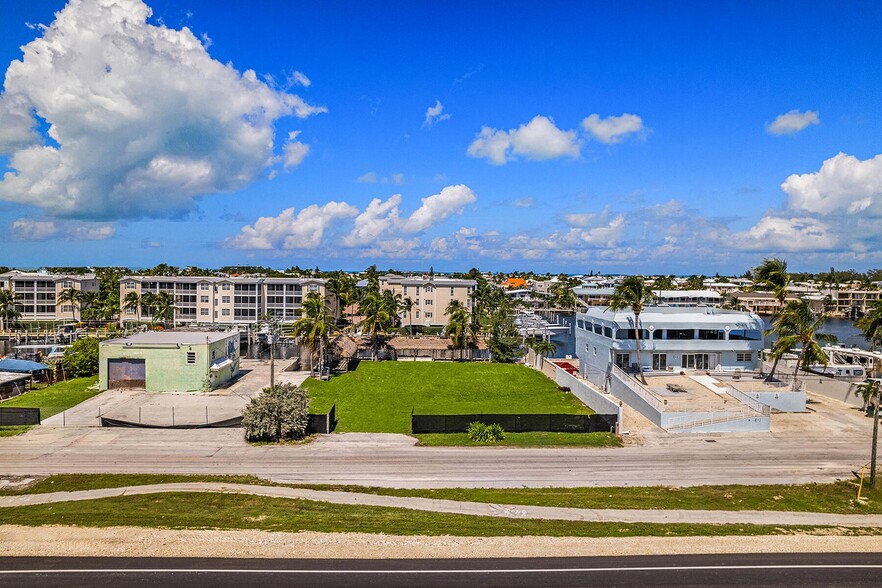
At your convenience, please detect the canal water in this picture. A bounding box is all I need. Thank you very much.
[546,314,869,359]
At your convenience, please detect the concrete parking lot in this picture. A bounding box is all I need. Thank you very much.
[41,359,310,427]
[0,387,876,488]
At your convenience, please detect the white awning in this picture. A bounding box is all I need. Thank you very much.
[210,357,233,371]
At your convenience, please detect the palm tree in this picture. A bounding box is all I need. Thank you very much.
[770,300,837,378]
[608,275,655,384]
[358,291,393,359]
[291,292,336,375]
[856,379,882,485]
[752,258,791,308]
[445,300,471,360]
[857,301,882,350]
[400,296,414,337]
[0,288,21,332]
[140,291,156,324]
[531,339,556,363]
[124,291,142,324]
[78,291,101,322]
[150,291,175,326]
[57,287,82,322]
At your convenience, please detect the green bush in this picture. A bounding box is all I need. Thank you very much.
[61,337,99,378]
[242,383,310,442]
[467,421,505,443]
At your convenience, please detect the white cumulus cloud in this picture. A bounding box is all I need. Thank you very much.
[343,194,402,247]
[282,131,310,170]
[226,202,359,250]
[581,113,645,144]
[467,115,580,165]
[9,218,58,241]
[423,99,451,127]
[401,185,477,232]
[0,0,325,220]
[733,216,837,252]
[782,152,882,215]
[766,109,820,135]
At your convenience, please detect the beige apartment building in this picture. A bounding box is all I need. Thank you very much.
[0,270,100,322]
[377,274,477,327]
[119,276,335,326]
[833,289,882,317]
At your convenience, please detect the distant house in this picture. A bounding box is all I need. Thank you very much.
[99,330,240,392]
[501,277,527,289]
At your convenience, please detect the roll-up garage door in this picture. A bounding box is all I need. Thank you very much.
[107,359,146,389]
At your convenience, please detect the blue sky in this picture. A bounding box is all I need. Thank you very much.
[1,0,881,274]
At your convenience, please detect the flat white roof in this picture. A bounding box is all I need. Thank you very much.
[579,306,763,327]
[103,331,238,346]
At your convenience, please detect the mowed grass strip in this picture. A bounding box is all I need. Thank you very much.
[302,362,591,433]
[0,492,859,537]
[0,474,276,497]
[0,376,100,436]
[292,481,882,515]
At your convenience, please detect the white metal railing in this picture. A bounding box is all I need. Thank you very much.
[610,364,667,412]
[666,406,764,431]
[724,386,771,416]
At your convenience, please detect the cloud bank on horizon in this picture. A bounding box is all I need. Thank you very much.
[0,0,880,272]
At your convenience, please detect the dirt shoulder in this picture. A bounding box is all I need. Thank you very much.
[2,525,881,559]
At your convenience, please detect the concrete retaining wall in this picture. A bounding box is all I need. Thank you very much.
[550,362,621,415]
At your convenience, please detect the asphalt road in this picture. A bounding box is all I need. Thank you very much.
[0,424,870,488]
[3,554,882,587]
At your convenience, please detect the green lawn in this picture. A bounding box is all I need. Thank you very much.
[0,376,100,436]
[0,474,277,496]
[415,431,621,447]
[297,480,882,515]
[301,362,591,434]
[0,491,860,537]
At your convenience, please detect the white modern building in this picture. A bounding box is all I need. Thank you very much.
[573,288,722,308]
[575,306,765,386]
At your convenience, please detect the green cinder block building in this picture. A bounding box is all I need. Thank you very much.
[99,331,240,392]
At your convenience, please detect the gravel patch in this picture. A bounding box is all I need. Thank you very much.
[2,525,882,559]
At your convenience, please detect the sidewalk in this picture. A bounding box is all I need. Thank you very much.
[3,482,882,528]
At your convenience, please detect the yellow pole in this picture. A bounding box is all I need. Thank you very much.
[858,463,868,501]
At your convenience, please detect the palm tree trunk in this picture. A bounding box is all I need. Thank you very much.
[634,313,647,384]
[870,396,880,487]
[765,354,782,381]
[794,348,805,377]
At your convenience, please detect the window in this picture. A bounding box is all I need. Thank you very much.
[683,354,710,370]
[200,296,209,303]
[603,326,613,338]
[450,287,455,296]
[425,312,433,318]
[211,350,216,360]
[186,352,196,364]
[61,281,73,288]
[736,352,753,362]
[200,308,209,316]
[62,305,73,313]
[614,353,631,370]
[615,329,649,340]
[593,323,602,335]
[415,310,420,319]
[222,296,230,304]
[652,354,667,370]
[593,347,597,356]
[667,329,695,340]
[426,286,433,293]
[698,329,725,340]
[308,284,319,292]
[125,281,135,289]
[425,299,432,305]
[200,283,210,290]
[221,283,231,291]
[728,329,762,341]
[222,309,230,316]
[125,307,134,315]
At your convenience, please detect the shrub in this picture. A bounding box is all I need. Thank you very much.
[467,421,505,443]
[242,382,310,442]
[62,337,99,378]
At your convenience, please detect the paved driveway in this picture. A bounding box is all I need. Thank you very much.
[41,359,309,427]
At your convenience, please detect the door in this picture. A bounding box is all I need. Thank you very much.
[107,358,146,389]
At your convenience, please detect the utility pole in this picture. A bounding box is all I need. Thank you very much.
[269,323,275,391]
